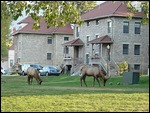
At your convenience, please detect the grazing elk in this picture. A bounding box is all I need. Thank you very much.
[27,67,42,85]
[80,65,109,87]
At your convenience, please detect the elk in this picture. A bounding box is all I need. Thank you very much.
[27,67,42,85]
[80,65,109,87]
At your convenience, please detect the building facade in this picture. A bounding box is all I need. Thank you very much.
[12,16,74,67]
[64,1,149,75]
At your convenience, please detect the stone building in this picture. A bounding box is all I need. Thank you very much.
[63,1,149,75]
[12,16,74,67]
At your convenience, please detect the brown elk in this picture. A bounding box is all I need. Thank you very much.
[80,65,109,87]
[27,67,42,85]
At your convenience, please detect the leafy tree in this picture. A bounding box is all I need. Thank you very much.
[1,1,149,29]
[1,1,149,59]
[120,1,149,25]
[1,1,96,29]
[1,2,12,60]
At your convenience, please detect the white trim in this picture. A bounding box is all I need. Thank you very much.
[122,42,130,44]
[133,43,142,45]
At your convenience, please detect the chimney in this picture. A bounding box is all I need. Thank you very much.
[13,27,16,33]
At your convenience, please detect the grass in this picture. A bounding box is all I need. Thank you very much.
[1,75,149,112]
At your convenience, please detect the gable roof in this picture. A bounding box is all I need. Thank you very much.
[12,16,73,35]
[9,44,14,50]
[63,38,84,46]
[88,35,113,44]
[81,1,144,21]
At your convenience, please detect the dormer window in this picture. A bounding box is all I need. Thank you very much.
[96,20,99,25]
[87,21,90,26]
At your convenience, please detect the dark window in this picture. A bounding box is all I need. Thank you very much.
[96,35,99,38]
[87,21,90,26]
[134,45,140,55]
[17,58,20,62]
[64,46,69,54]
[108,21,111,33]
[76,27,79,37]
[64,37,69,41]
[123,44,129,55]
[96,20,99,25]
[10,59,13,67]
[87,36,90,46]
[135,22,141,34]
[47,53,52,60]
[48,37,52,44]
[134,64,140,70]
[123,21,129,33]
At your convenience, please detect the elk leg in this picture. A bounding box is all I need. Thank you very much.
[93,77,95,87]
[30,76,33,84]
[28,76,31,85]
[95,76,100,87]
[80,76,83,87]
[83,76,87,87]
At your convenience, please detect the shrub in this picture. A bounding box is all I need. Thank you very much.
[118,61,128,75]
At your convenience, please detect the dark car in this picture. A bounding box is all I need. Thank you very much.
[39,66,61,76]
[18,64,43,76]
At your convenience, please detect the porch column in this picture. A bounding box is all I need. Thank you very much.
[101,44,103,57]
[92,44,94,56]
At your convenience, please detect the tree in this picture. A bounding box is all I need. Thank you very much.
[1,1,96,30]
[1,2,12,60]
[121,1,149,25]
[1,1,96,59]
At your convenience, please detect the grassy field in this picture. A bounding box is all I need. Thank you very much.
[1,75,149,112]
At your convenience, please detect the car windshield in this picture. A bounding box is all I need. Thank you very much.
[31,64,42,69]
[48,66,58,70]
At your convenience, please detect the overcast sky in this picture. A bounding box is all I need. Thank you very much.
[10,1,106,31]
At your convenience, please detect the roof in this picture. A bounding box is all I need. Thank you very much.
[12,16,73,35]
[9,44,14,50]
[81,1,144,21]
[88,35,113,44]
[63,38,84,46]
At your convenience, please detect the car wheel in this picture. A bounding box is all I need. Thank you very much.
[46,72,48,76]
[22,71,25,76]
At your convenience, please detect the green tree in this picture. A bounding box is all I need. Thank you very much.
[1,1,96,29]
[120,1,149,25]
[1,2,12,60]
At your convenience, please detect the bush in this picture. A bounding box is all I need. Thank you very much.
[118,61,128,75]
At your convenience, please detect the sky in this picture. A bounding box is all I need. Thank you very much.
[10,1,105,31]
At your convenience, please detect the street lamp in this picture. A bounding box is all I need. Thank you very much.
[107,45,110,76]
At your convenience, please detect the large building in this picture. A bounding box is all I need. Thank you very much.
[12,16,74,67]
[12,1,149,75]
[63,1,149,75]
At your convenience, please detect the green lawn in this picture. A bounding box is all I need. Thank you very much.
[1,75,149,112]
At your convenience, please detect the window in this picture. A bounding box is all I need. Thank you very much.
[135,22,141,34]
[64,37,69,41]
[96,20,99,25]
[123,44,129,55]
[10,59,13,67]
[47,37,52,44]
[123,21,129,33]
[134,45,140,55]
[17,58,20,62]
[86,36,90,46]
[134,64,140,70]
[64,46,69,54]
[96,35,99,38]
[76,27,79,37]
[108,21,111,33]
[87,21,90,26]
[47,53,52,60]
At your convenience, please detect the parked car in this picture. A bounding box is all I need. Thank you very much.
[1,67,7,75]
[18,64,43,76]
[39,66,61,76]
